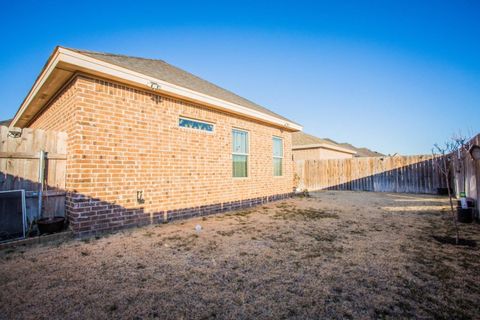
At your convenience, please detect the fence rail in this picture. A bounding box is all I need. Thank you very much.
[295,155,446,194]
[0,126,67,220]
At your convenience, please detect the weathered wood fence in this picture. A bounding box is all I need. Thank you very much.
[295,155,446,194]
[452,133,480,211]
[0,126,67,221]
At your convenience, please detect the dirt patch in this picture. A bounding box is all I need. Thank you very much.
[1,191,479,319]
[273,204,339,220]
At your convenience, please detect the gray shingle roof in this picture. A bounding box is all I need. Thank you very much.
[68,48,297,125]
[0,119,11,126]
[293,132,384,156]
[292,132,348,149]
[323,138,385,157]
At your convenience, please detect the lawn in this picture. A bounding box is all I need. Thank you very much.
[1,191,479,319]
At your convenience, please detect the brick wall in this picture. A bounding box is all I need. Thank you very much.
[29,79,78,133]
[293,148,321,161]
[29,74,295,235]
[319,148,354,159]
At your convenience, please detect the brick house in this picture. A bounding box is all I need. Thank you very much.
[292,132,357,160]
[10,46,302,236]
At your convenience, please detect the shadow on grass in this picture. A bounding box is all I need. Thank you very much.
[432,235,477,247]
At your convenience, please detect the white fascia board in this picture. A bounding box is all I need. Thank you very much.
[11,50,63,127]
[13,47,302,131]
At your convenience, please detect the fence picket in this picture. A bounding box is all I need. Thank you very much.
[0,126,67,219]
[296,155,445,194]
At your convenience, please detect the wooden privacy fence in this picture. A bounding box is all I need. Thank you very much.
[295,155,446,194]
[0,126,67,221]
[452,133,480,210]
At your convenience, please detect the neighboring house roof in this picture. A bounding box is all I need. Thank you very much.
[323,138,385,157]
[11,46,302,131]
[0,119,11,126]
[292,132,357,155]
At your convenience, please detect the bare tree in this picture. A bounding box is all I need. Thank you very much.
[433,141,459,244]
[433,132,474,245]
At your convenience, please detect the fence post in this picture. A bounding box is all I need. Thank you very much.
[38,150,46,219]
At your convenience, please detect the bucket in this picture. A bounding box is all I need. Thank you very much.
[37,217,65,234]
[457,207,474,223]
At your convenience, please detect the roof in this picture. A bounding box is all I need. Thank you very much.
[0,119,11,126]
[11,46,302,131]
[323,138,385,157]
[293,132,339,147]
[70,48,296,125]
[292,132,357,155]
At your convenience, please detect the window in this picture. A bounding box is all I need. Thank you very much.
[179,117,214,132]
[232,129,249,177]
[273,137,283,176]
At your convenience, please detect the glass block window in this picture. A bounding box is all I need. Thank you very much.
[232,129,249,177]
[179,117,214,132]
[273,137,283,176]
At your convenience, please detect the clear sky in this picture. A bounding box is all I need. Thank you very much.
[0,0,479,155]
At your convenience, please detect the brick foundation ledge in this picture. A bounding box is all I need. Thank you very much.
[74,192,294,237]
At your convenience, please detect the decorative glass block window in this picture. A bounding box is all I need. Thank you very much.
[179,117,214,132]
[232,129,249,177]
[273,137,283,176]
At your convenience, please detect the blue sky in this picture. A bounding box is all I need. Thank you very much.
[0,0,479,155]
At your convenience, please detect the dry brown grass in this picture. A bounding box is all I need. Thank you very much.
[1,191,480,319]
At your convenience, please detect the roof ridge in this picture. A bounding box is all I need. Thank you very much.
[303,132,338,145]
[62,46,168,63]
[56,46,301,126]
[65,46,286,119]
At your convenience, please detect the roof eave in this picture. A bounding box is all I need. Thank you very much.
[11,47,302,131]
[11,47,63,127]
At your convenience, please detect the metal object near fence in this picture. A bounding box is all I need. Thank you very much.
[0,190,26,242]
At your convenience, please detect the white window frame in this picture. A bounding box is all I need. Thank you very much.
[273,136,283,176]
[232,128,249,178]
